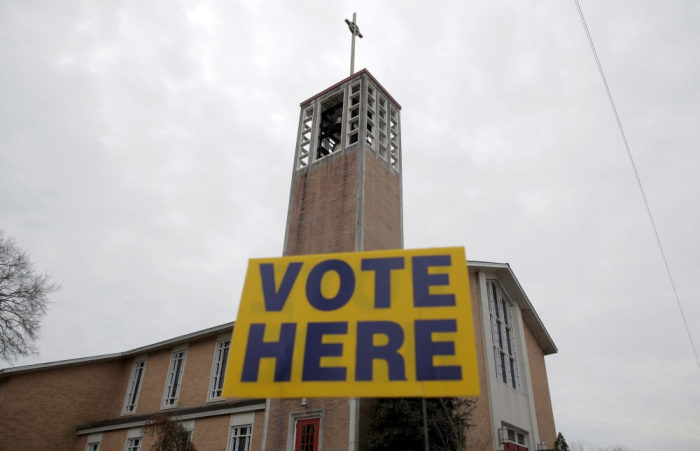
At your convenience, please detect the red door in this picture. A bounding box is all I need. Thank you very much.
[294,418,320,451]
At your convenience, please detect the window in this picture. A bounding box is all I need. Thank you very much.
[162,348,187,407]
[499,425,528,451]
[316,91,344,159]
[294,418,320,451]
[125,437,141,451]
[122,358,146,413]
[488,280,520,389]
[228,424,252,451]
[209,338,230,399]
[85,432,102,450]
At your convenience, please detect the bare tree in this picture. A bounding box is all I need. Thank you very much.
[146,416,197,451]
[0,231,56,361]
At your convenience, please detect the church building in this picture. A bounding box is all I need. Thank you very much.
[0,66,557,450]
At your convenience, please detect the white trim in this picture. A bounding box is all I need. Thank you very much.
[261,398,271,450]
[85,432,103,451]
[226,412,255,451]
[126,428,143,439]
[515,306,541,447]
[161,346,188,409]
[478,272,499,449]
[76,403,266,436]
[208,337,231,401]
[122,356,147,415]
[286,409,324,451]
[180,419,195,431]
[348,397,358,451]
[468,262,557,354]
[86,432,103,443]
[124,429,143,451]
[488,279,520,389]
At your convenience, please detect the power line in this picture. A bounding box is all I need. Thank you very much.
[573,0,700,368]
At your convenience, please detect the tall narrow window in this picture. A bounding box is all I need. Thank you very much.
[295,418,320,451]
[228,424,252,451]
[163,349,186,407]
[122,358,146,413]
[209,339,230,399]
[488,280,520,389]
[85,442,100,451]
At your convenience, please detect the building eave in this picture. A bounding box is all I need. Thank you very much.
[0,321,235,377]
[299,68,402,110]
[75,398,265,435]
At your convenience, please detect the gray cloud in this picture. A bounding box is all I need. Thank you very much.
[1,1,698,449]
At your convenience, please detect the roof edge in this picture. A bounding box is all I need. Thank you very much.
[0,321,235,376]
[300,68,402,109]
[468,260,558,355]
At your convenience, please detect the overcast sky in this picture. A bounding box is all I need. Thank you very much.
[1,1,699,449]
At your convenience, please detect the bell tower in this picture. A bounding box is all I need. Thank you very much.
[262,69,404,451]
[283,68,403,256]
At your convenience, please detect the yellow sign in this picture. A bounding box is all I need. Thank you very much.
[222,247,479,398]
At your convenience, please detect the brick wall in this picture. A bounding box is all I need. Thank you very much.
[92,428,128,451]
[177,336,218,407]
[0,359,123,451]
[191,415,230,449]
[112,335,221,417]
[362,152,402,251]
[523,322,556,447]
[264,397,350,451]
[285,150,359,255]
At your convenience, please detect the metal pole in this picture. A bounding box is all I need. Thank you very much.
[350,12,356,75]
[422,398,429,451]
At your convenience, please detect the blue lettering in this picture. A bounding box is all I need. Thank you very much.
[241,323,296,382]
[361,257,404,308]
[412,255,455,307]
[302,322,347,381]
[306,260,355,311]
[260,262,303,311]
[356,321,406,381]
[414,319,461,381]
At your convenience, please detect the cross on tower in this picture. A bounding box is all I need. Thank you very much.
[345,12,363,75]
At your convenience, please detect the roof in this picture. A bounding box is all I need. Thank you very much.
[1,260,557,376]
[468,260,558,355]
[299,68,402,110]
[75,398,265,435]
[0,321,234,377]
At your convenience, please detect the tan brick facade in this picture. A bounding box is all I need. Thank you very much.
[0,360,123,450]
[264,398,350,450]
[362,153,402,251]
[285,149,359,256]
[524,322,557,448]
[0,325,265,451]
